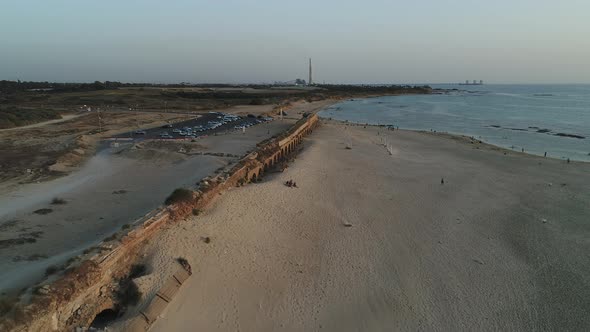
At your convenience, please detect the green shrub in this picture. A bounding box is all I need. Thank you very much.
[116,280,141,307]
[129,264,147,279]
[103,233,118,242]
[165,188,193,205]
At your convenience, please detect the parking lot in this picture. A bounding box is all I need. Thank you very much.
[112,112,273,140]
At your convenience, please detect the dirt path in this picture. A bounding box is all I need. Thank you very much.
[0,113,86,132]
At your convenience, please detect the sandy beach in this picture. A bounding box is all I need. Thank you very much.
[114,120,590,331]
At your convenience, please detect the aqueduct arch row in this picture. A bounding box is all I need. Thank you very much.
[246,115,318,182]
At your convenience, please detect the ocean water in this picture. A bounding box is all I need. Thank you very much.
[319,84,590,161]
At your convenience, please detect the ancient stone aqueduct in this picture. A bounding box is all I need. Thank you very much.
[247,114,318,182]
[1,113,319,331]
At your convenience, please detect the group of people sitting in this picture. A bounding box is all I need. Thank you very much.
[284,179,298,188]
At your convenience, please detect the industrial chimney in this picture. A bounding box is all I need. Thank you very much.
[309,58,313,85]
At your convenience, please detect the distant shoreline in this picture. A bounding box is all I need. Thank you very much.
[319,90,590,162]
[320,117,588,163]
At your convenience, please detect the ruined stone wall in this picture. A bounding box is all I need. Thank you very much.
[1,114,319,332]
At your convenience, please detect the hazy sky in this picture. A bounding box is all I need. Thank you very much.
[1,0,589,84]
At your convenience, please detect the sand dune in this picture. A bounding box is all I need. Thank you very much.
[129,121,590,331]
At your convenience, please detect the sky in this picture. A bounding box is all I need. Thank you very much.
[1,0,589,84]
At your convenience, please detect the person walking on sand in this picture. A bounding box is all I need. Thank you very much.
[441,177,445,184]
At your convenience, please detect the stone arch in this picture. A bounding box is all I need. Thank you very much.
[90,308,120,330]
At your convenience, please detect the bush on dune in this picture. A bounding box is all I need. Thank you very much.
[165,188,194,205]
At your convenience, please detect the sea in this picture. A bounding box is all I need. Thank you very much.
[319,84,590,162]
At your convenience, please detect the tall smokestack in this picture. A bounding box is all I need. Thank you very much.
[309,58,313,85]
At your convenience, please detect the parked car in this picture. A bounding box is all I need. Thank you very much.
[134,130,147,135]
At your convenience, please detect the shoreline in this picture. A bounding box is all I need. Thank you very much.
[319,88,590,163]
[319,117,589,163]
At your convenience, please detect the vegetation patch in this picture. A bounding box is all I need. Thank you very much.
[165,188,194,205]
[0,106,61,129]
[0,237,37,249]
[129,264,147,279]
[103,233,118,242]
[116,279,141,307]
[177,256,192,274]
[0,219,21,231]
[50,197,67,205]
[65,255,80,266]
[20,231,43,239]
[45,264,61,276]
[0,296,20,316]
[82,246,97,255]
[12,254,48,262]
[33,208,53,215]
